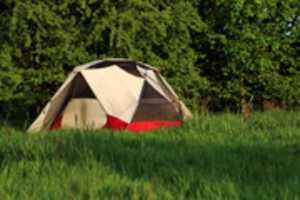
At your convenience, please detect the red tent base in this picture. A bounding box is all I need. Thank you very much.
[50,115,62,130]
[103,115,182,132]
[50,115,182,132]
[127,120,182,132]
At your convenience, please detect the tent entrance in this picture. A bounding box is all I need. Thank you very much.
[60,98,106,129]
[132,82,181,121]
[50,73,107,130]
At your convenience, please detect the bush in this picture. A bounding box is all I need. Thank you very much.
[0,0,299,116]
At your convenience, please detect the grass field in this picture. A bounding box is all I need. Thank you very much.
[0,112,300,200]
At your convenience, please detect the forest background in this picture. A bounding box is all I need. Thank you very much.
[0,0,299,119]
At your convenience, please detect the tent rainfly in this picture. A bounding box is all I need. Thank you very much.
[28,59,192,133]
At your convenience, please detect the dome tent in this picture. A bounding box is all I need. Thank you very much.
[28,59,192,133]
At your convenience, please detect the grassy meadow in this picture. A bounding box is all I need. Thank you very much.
[0,112,300,200]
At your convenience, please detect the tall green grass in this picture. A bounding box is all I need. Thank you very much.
[0,112,300,199]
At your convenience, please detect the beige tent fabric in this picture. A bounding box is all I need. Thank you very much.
[61,98,106,129]
[132,82,181,121]
[27,103,51,132]
[28,61,103,132]
[42,79,73,129]
[179,101,193,120]
[136,68,184,117]
[137,65,186,120]
[137,61,160,72]
[158,74,193,119]
[28,59,192,132]
[51,72,77,100]
[28,73,76,132]
[158,75,180,99]
[137,66,172,102]
[81,65,145,123]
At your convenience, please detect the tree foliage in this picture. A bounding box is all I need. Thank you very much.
[0,0,299,116]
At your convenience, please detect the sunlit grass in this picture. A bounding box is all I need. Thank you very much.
[0,112,299,199]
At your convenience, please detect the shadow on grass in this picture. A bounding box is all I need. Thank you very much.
[1,131,299,192]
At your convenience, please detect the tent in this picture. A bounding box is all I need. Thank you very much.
[28,59,192,133]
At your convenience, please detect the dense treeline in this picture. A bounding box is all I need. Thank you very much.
[0,0,299,118]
